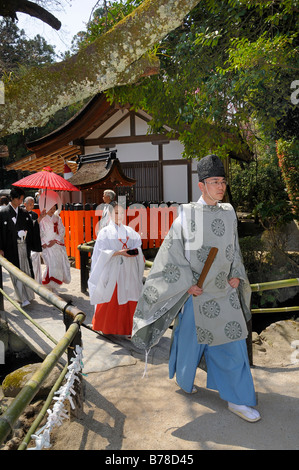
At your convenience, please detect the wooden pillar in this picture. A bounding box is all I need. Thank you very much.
[73,204,84,269]
[79,248,89,294]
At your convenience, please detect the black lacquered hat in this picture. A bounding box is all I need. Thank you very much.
[197,154,226,181]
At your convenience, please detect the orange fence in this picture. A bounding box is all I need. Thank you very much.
[34,203,179,269]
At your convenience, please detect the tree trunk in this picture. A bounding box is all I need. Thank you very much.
[0,0,200,137]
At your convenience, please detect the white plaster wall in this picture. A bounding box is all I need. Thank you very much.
[87,110,129,138]
[135,116,150,135]
[163,165,188,203]
[162,140,185,160]
[83,142,158,161]
[82,109,193,202]
[192,158,198,171]
[115,143,158,162]
[107,115,131,137]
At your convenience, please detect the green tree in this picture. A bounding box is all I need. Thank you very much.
[0,18,57,75]
[101,0,298,158]
[230,149,293,228]
[71,0,144,53]
[99,0,298,229]
[276,138,299,220]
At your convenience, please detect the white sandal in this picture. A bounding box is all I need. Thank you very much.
[228,403,261,422]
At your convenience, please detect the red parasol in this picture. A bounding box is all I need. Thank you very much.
[12,166,79,191]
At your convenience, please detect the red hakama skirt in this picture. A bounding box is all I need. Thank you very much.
[92,284,137,335]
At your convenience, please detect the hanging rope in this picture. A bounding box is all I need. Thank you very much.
[29,345,84,450]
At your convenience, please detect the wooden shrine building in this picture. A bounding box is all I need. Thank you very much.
[6,93,253,206]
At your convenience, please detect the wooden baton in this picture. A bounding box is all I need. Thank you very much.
[196,247,218,289]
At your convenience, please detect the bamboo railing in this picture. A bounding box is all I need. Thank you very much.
[0,255,86,447]
[250,278,299,314]
[17,362,69,450]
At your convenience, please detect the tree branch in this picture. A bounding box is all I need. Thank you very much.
[0,0,200,137]
[0,0,61,30]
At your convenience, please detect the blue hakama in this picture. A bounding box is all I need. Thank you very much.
[169,296,256,406]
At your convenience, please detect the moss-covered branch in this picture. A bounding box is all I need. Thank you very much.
[0,0,200,137]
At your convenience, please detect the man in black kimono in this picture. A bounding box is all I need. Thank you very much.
[0,187,45,307]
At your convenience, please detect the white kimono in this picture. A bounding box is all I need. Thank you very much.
[39,213,71,290]
[88,221,145,306]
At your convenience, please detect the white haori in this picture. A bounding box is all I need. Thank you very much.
[88,221,144,306]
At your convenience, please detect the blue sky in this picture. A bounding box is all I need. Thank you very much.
[17,0,102,55]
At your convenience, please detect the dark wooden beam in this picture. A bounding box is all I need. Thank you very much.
[84,134,179,146]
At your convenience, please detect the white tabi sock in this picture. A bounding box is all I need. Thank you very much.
[228,402,261,422]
